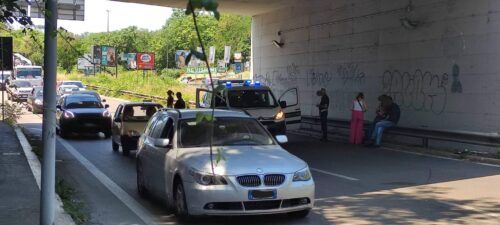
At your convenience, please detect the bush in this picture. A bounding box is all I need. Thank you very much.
[0,103,22,125]
[160,68,185,79]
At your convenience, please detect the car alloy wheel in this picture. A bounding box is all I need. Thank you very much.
[136,160,148,198]
[174,181,189,220]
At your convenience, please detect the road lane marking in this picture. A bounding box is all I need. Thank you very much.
[58,138,156,225]
[310,167,359,181]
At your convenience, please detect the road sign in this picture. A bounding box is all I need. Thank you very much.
[17,0,85,21]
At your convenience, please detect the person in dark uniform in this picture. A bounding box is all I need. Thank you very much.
[174,92,186,109]
[316,88,330,142]
[166,90,174,108]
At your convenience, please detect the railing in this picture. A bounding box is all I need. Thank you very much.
[301,116,500,148]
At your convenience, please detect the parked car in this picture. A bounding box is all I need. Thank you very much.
[136,109,314,220]
[112,102,163,155]
[56,94,111,138]
[7,80,33,102]
[27,86,44,114]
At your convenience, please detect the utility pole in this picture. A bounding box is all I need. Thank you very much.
[40,0,57,224]
[106,10,110,32]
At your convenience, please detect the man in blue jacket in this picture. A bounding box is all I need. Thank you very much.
[366,95,400,147]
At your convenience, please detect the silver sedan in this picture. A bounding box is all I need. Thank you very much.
[136,109,315,220]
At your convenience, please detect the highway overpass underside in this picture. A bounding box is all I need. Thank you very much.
[114,0,500,150]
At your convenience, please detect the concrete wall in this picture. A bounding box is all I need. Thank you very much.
[251,0,500,134]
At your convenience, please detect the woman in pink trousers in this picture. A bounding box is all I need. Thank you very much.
[349,92,367,144]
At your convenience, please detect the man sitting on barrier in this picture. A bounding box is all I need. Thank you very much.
[365,95,400,147]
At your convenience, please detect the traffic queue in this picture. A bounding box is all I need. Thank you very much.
[8,78,315,221]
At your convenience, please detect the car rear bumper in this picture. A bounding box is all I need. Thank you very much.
[183,176,314,216]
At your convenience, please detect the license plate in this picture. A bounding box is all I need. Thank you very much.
[248,190,276,200]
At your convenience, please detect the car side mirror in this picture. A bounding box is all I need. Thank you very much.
[279,101,287,108]
[56,105,62,110]
[275,135,288,144]
[104,104,109,109]
[154,138,171,148]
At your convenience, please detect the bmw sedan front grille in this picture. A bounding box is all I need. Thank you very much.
[264,174,285,186]
[237,175,261,187]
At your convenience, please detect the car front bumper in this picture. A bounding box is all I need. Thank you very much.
[61,117,111,134]
[183,175,314,216]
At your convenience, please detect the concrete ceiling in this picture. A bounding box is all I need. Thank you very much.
[113,0,290,16]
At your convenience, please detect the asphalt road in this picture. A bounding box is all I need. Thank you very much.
[15,95,500,225]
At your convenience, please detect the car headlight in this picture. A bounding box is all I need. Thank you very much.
[127,130,141,137]
[63,111,75,119]
[34,99,43,105]
[293,167,312,182]
[274,108,285,121]
[189,168,227,185]
[102,110,111,117]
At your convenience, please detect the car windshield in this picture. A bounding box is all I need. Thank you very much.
[63,82,83,88]
[122,105,161,122]
[65,95,102,109]
[16,68,42,78]
[179,117,275,148]
[228,89,277,108]
[13,81,32,88]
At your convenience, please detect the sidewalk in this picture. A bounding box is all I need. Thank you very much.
[0,122,40,225]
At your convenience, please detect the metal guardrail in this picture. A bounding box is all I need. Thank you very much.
[85,84,196,107]
[301,116,500,148]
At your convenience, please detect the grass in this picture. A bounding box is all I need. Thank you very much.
[21,128,88,225]
[59,70,196,104]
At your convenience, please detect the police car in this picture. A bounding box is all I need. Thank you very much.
[196,80,301,135]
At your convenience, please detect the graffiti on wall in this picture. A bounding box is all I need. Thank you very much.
[451,64,463,93]
[254,63,299,88]
[382,69,450,115]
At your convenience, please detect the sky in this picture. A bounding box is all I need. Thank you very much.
[31,0,173,34]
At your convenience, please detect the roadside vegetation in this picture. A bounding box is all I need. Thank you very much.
[61,71,196,105]
[0,102,22,125]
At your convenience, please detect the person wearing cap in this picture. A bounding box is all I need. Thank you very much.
[316,88,330,142]
[166,90,174,108]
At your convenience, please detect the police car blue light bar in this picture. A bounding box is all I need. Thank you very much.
[225,81,232,88]
[254,81,261,87]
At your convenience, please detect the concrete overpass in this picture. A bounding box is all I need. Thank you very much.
[115,0,500,148]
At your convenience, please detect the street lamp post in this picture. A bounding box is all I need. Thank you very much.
[106,10,110,32]
[40,0,57,224]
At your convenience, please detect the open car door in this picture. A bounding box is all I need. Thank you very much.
[278,87,301,130]
[196,88,211,108]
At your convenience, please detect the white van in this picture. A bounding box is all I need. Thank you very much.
[196,80,301,135]
[13,65,43,87]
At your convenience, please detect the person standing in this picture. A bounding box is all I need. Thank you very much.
[349,92,367,145]
[316,88,329,142]
[166,90,174,108]
[174,92,186,109]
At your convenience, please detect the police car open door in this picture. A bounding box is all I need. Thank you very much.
[278,87,301,130]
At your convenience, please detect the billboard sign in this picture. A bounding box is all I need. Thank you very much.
[125,53,137,69]
[92,45,101,64]
[175,50,190,68]
[209,46,216,64]
[224,46,231,63]
[77,54,93,70]
[101,46,116,66]
[136,53,155,70]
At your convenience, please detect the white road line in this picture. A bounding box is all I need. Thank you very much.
[58,138,156,225]
[436,199,500,219]
[310,167,359,181]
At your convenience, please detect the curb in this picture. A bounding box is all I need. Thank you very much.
[14,126,76,225]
